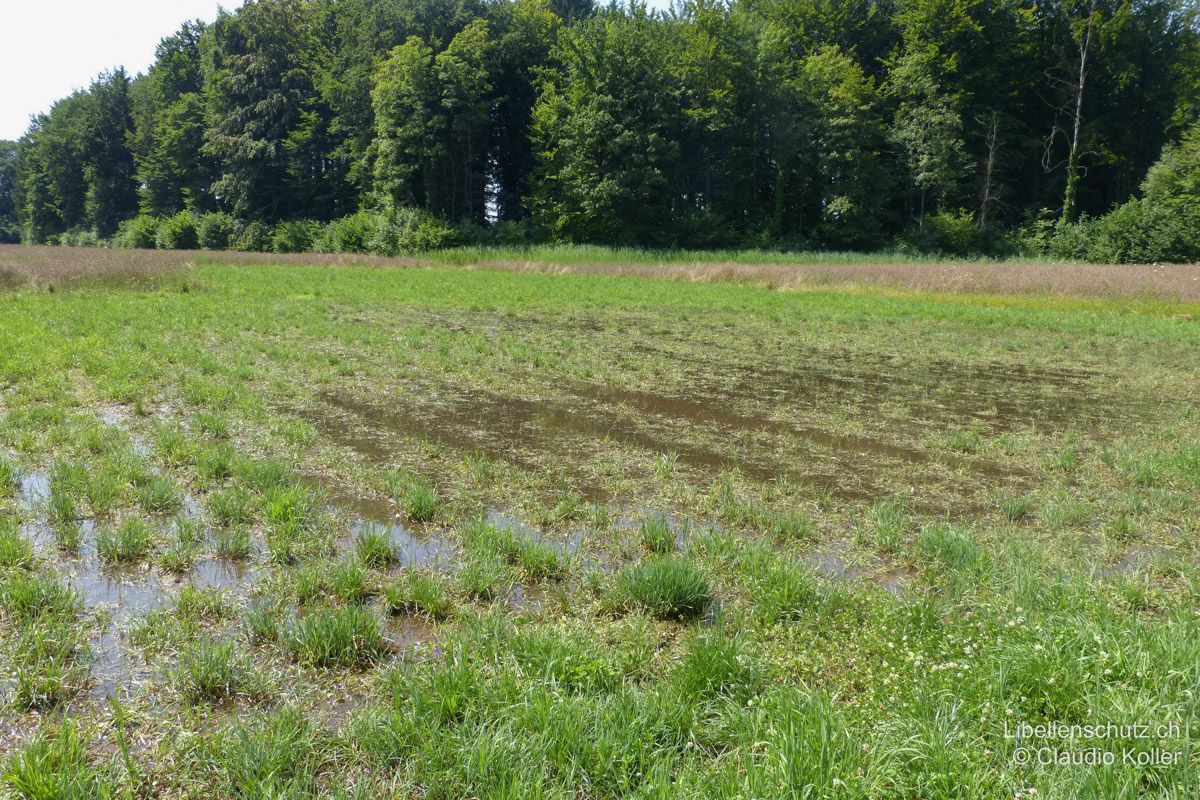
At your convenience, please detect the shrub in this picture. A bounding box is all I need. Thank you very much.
[369,207,457,255]
[1088,199,1200,263]
[314,211,377,253]
[898,210,989,257]
[271,220,322,253]
[1142,123,1200,205]
[114,215,161,249]
[59,228,101,247]
[615,558,710,620]
[235,221,272,252]
[155,212,199,250]
[197,212,243,250]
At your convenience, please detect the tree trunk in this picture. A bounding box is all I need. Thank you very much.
[1063,0,1096,222]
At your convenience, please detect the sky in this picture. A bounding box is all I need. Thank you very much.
[0,1,244,140]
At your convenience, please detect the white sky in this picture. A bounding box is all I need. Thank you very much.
[0,1,244,140]
[0,0,675,141]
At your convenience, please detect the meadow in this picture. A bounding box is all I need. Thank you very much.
[0,246,1197,798]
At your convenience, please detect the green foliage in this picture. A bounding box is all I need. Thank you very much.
[234,221,272,252]
[313,211,377,253]
[369,207,457,255]
[196,212,243,250]
[899,210,993,257]
[155,211,199,250]
[114,214,161,249]
[1048,201,1200,264]
[1142,123,1200,205]
[271,220,322,253]
[8,0,1200,255]
[0,140,18,243]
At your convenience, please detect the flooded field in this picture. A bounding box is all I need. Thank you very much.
[0,261,1197,798]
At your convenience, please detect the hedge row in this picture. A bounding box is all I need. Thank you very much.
[108,208,461,256]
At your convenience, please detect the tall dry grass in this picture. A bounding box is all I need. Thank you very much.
[2,244,1198,302]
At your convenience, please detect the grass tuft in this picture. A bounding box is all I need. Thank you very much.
[97,518,155,564]
[355,525,398,568]
[285,606,384,667]
[383,569,454,620]
[614,558,711,621]
[384,470,440,522]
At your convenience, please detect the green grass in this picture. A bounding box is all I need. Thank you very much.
[284,606,385,667]
[176,638,257,703]
[214,526,251,560]
[638,516,675,554]
[96,518,155,564]
[354,525,398,568]
[463,519,570,581]
[383,569,454,620]
[384,470,440,522]
[1,259,1198,798]
[136,474,183,513]
[614,558,711,621]
[0,517,35,570]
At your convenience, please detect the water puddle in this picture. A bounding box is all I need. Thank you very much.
[17,469,50,511]
[301,346,1060,505]
[1111,544,1181,576]
[349,520,456,569]
[803,542,858,580]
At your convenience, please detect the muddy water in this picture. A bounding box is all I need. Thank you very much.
[309,311,1151,508]
[636,340,1140,435]
[305,367,1036,504]
[349,520,457,569]
[310,389,859,498]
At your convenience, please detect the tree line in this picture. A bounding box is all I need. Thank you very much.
[2,0,1199,260]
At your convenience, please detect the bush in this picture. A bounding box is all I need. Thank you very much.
[369,207,457,255]
[271,220,322,253]
[197,212,242,250]
[898,210,990,257]
[1088,199,1200,263]
[314,211,377,253]
[234,221,272,252]
[155,212,199,250]
[114,215,160,249]
[1142,123,1200,205]
[1049,201,1200,264]
[59,228,101,248]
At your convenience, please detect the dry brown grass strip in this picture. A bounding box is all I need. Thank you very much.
[3,244,1198,302]
[470,258,1200,303]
